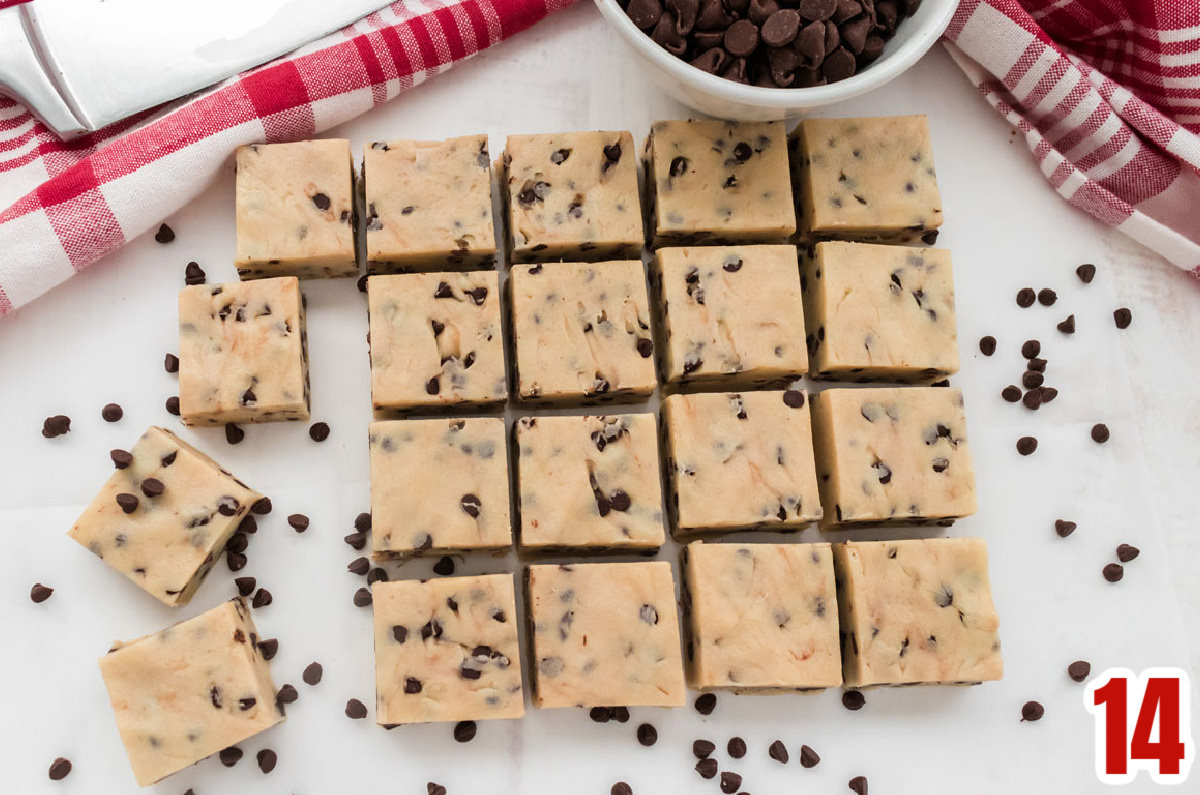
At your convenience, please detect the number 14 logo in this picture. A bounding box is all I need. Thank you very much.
[1084,668,1195,785]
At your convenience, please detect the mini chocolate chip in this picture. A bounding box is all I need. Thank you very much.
[454,720,477,742]
[841,690,865,710]
[1068,660,1092,682]
[669,155,689,177]
[219,746,243,767]
[637,723,658,746]
[367,568,388,585]
[1057,314,1076,334]
[727,737,747,758]
[155,223,175,244]
[235,576,256,596]
[1027,357,1047,372]
[404,677,422,694]
[1113,307,1135,330]
[433,557,455,575]
[276,684,299,704]
[140,477,165,498]
[1103,563,1124,582]
[426,376,441,395]
[357,274,369,293]
[636,337,653,357]
[978,336,996,356]
[225,423,245,445]
[309,422,331,442]
[238,696,257,710]
[30,583,53,603]
[1021,339,1041,359]
[251,497,272,515]
[1076,263,1096,283]
[1023,370,1044,389]
[312,192,331,211]
[303,662,323,686]
[428,784,447,795]
[226,550,247,571]
[849,775,868,795]
[101,403,123,422]
[344,532,367,550]
[257,748,277,774]
[110,449,134,469]
[589,706,611,723]
[611,784,633,795]
[1021,700,1045,721]
[345,698,368,719]
[610,490,632,512]
[800,744,820,768]
[1117,543,1139,562]
[782,388,806,408]
[116,493,139,513]
[41,415,71,438]
[695,758,719,779]
[237,515,257,535]
[353,587,373,607]
[1001,385,1021,402]
[165,396,181,415]
[184,261,206,285]
[1091,423,1110,443]
[355,512,372,532]
[164,353,180,373]
[1055,519,1077,537]
[695,692,717,715]
[1037,288,1057,306]
[1022,390,1042,411]
[693,739,716,758]
[48,757,72,780]
[252,588,273,608]
[720,771,742,794]
[288,513,310,532]
[1016,436,1038,455]
[347,557,370,575]
[1016,287,1036,307]
[461,493,482,517]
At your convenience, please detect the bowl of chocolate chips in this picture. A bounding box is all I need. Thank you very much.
[595,0,957,118]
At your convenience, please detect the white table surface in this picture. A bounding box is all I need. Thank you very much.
[1,4,1197,792]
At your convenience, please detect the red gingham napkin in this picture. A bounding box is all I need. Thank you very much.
[944,0,1200,276]
[0,0,575,317]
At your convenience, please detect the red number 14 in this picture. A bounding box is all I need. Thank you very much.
[1085,668,1194,784]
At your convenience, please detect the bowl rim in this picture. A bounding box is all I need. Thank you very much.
[592,0,959,109]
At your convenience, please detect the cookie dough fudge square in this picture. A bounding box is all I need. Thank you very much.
[370,418,512,559]
[681,542,842,691]
[662,388,822,537]
[509,261,656,404]
[803,242,959,381]
[810,387,977,529]
[526,561,686,709]
[833,538,1003,687]
[653,244,808,388]
[364,135,497,273]
[373,574,524,725]
[178,276,310,425]
[501,130,643,263]
[645,119,796,246]
[790,116,943,243]
[235,138,357,279]
[69,426,262,606]
[514,414,665,554]
[368,271,506,414]
[98,598,284,786]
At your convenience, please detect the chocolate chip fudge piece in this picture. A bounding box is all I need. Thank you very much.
[644,120,796,246]
[501,131,643,263]
[803,241,959,381]
[653,244,807,388]
[368,271,506,414]
[97,598,284,785]
[810,387,977,529]
[364,135,497,273]
[374,573,523,724]
[509,261,656,405]
[178,276,310,425]
[69,426,262,606]
[514,414,665,554]
[833,538,1003,687]
[681,542,842,692]
[235,139,357,279]
[662,388,821,537]
[369,418,512,559]
[525,561,686,708]
[790,116,943,243]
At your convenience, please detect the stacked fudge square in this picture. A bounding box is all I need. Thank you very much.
[70,116,1001,788]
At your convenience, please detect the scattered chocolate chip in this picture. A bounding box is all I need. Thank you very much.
[110,448,134,469]
[611,706,630,723]
[720,771,742,794]
[637,723,658,746]
[1021,390,1042,411]
[1117,543,1139,562]
[355,512,372,532]
[849,775,868,795]
[276,684,299,704]
[252,588,273,608]
[1057,314,1075,334]
[165,396,181,415]
[357,274,369,293]
[102,402,124,422]
[589,706,611,723]
[433,556,455,575]
[978,336,996,356]
[140,477,165,498]
[238,515,257,535]
[1016,287,1036,307]
[841,690,865,710]
[611,783,633,795]
[30,582,54,603]
[1076,263,1096,283]
[694,692,717,715]
[309,422,331,442]
[1020,700,1045,721]
[1001,385,1022,402]
[48,757,72,780]
[454,720,478,743]
[219,746,243,767]
[1021,339,1041,359]
[41,415,71,438]
[1068,660,1092,682]
[1016,436,1038,456]
[251,497,272,515]
[184,261,206,285]
[1103,563,1124,582]
[256,748,277,774]
[1027,357,1047,372]
[154,223,175,244]
[226,550,247,571]
[799,744,820,768]
[428,784,447,795]
[1091,423,1110,443]
[1037,288,1057,306]
[1022,370,1044,389]
[116,493,139,513]
[1054,519,1077,538]
[693,739,716,758]
[367,567,388,585]
[344,532,367,550]
[235,576,256,597]
[258,638,279,660]
[1040,386,1059,403]
[345,698,368,719]
[353,587,373,607]
[288,513,310,532]
[727,736,747,758]
[695,758,719,779]
[225,423,245,445]
[768,739,789,764]
[303,662,323,686]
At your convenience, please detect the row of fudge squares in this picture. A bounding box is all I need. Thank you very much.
[96,541,1001,783]
[233,116,944,279]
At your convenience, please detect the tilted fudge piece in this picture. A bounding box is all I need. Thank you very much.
[653,244,808,388]
[69,426,262,606]
[374,574,524,725]
[509,261,656,405]
[98,598,284,786]
[525,561,686,708]
[370,418,512,559]
[368,271,506,414]
[501,131,643,263]
[178,276,310,425]
[514,414,665,554]
[810,387,977,529]
[364,135,497,273]
[235,138,357,279]
[681,542,841,691]
[833,538,1003,687]
[803,241,959,381]
[790,116,943,243]
[644,119,795,246]
[661,388,822,537]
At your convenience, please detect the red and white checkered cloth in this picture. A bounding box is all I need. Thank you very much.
[0,0,574,317]
[945,0,1200,275]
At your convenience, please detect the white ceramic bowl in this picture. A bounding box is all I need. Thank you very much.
[594,0,958,119]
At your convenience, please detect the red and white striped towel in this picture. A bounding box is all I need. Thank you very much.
[0,0,574,317]
[945,0,1200,275]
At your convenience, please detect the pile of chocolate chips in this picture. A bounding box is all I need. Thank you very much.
[618,0,918,87]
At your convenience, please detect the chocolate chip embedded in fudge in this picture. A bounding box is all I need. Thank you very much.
[810,387,977,529]
[364,135,498,273]
[97,598,284,785]
[68,426,262,606]
[368,272,506,414]
[653,244,808,388]
[644,120,796,246]
[682,541,841,692]
[509,261,656,405]
[790,116,943,243]
[525,561,686,708]
[802,242,959,381]
[178,276,310,425]
[235,139,358,279]
[501,131,643,263]
[514,414,665,554]
[369,418,512,559]
[373,573,524,724]
[832,538,1003,687]
[662,389,822,537]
